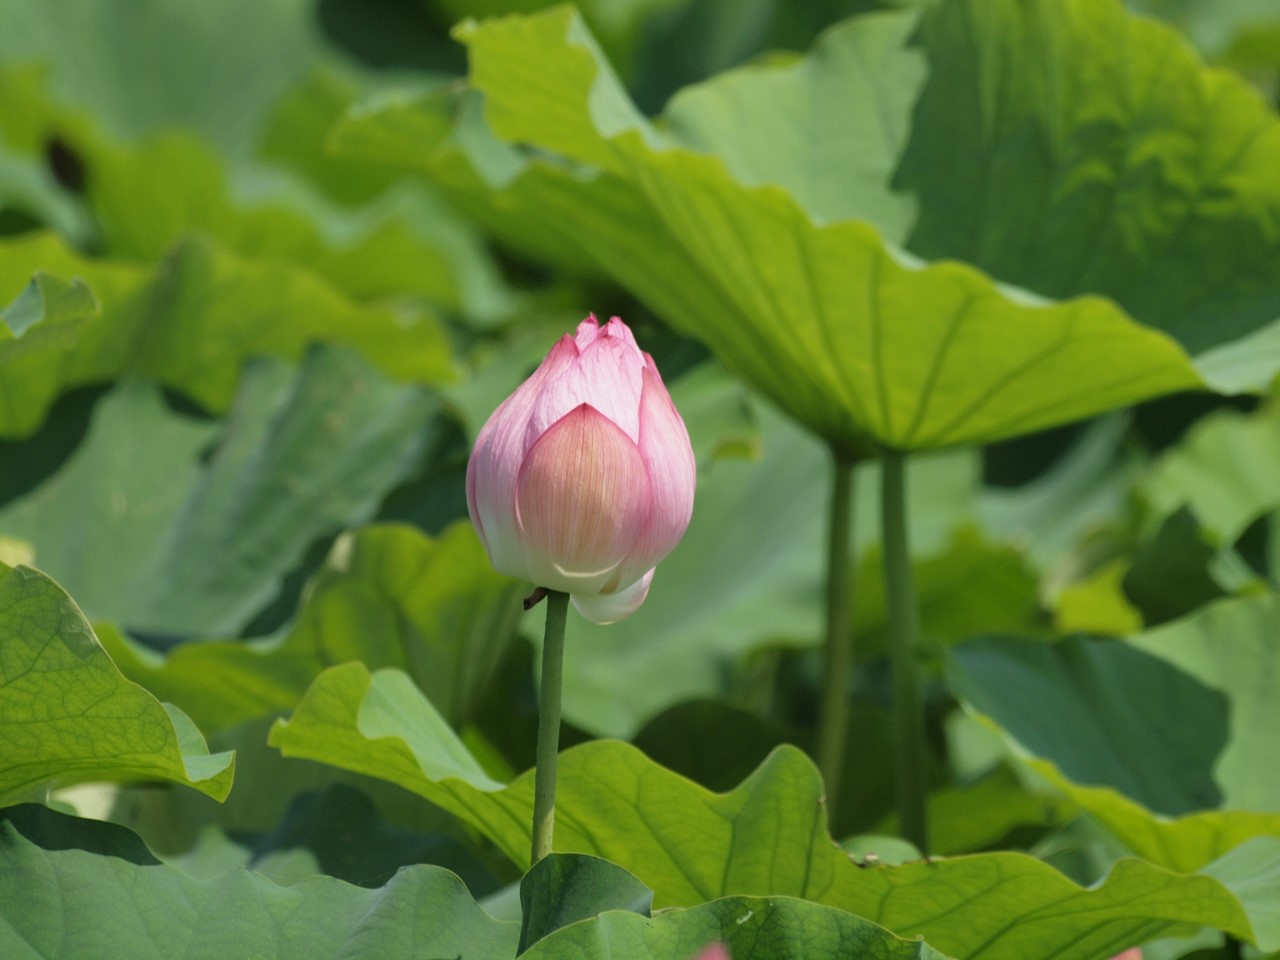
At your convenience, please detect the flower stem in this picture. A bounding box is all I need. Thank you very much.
[531,589,570,865]
[816,455,856,816]
[882,450,928,853]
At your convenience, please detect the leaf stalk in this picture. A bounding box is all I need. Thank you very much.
[882,450,928,853]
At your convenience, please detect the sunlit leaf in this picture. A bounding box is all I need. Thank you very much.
[0,565,234,804]
[270,663,1278,957]
[442,7,1207,452]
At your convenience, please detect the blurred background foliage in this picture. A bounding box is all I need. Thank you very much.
[2,1,1280,957]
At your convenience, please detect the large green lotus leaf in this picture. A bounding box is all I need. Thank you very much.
[270,663,1279,957]
[948,607,1280,872]
[0,805,961,960]
[896,0,1280,362]
[1130,593,1280,812]
[0,232,452,438]
[0,346,440,637]
[947,635,1230,816]
[0,565,233,804]
[0,804,520,960]
[443,7,1205,453]
[99,522,525,732]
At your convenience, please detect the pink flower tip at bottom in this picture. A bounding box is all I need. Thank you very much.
[690,944,731,960]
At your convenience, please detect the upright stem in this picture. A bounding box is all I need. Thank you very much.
[816,455,856,816]
[531,590,570,865]
[882,450,928,853]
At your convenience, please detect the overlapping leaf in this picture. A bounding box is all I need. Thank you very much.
[270,662,1279,957]
[0,564,233,804]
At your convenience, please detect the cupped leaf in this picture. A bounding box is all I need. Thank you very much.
[0,345,442,637]
[270,663,1277,957]
[99,522,525,732]
[0,804,519,960]
[521,892,958,960]
[518,853,653,953]
[0,564,233,804]
[0,232,452,438]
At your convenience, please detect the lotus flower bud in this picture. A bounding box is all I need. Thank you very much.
[466,315,696,624]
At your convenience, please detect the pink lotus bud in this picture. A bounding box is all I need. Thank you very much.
[1109,952,1142,960]
[466,315,695,624]
[691,945,731,960]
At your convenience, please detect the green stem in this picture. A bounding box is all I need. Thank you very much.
[816,455,856,816]
[531,590,570,865]
[882,450,928,853]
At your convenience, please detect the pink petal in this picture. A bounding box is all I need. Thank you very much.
[468,335,579,580]
[574,314,603,347]
[610,363,696,588]
[571,568,655,624]
[1108,952,1142,960]
[690,944,731,960]
[528,325,647,445]
[515,404,651,594]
